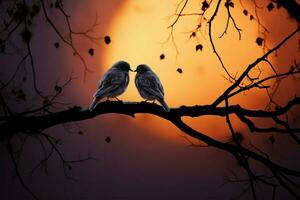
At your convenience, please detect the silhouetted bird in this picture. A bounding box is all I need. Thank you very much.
[89,61,132,110]
[134,64,169,112]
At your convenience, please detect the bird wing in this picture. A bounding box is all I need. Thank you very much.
[94,69,125,98]
[136,72,164,99]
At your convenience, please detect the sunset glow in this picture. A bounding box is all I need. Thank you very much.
[97,0,274,141]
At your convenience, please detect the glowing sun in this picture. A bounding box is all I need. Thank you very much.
[94,0,275,141]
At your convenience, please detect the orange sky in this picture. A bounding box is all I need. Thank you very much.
[2,1,299,199]
[65,0,300,143]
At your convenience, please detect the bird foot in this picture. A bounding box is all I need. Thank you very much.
[113,97,123,102]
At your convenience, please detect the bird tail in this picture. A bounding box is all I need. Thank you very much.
[158,99,170,112]
[89,98,98,111]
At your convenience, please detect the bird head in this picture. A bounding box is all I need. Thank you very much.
[134,64,151,74]
[113,61,133,72]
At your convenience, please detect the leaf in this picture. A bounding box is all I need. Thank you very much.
[269,135,275,144]
[105,137,111,143]
[54,85,62,93]
[267,3,274,11]
[43,97,49,105]
[78,131,84,135]
[177,68,183,74]
[54,42,60,48]
[201,0,209,12]
[225,0,234,8]
[104,36,111,44]
[243,9,248,16]
[160,54,165,60]
[256,37,264,46]
[16,89,26,102]
[196,44,203,51]
[88,48,94,56]
[190,32,196,38]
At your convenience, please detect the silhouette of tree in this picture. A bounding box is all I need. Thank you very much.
[0,0,299,199]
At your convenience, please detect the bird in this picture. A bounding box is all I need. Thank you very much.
[134,64,170,112]
[89,61,132,110]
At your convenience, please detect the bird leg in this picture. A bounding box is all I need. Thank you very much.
[114,97,122,102]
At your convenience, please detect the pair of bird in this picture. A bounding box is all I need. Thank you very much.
[89,61,169,111]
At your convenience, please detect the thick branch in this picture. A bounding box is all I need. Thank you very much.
[1,98,300,141]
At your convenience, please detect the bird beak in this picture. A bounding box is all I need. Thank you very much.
[129,68,134,72]
[133,69,137,72]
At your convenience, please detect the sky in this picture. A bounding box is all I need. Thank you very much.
[0,0,300,199]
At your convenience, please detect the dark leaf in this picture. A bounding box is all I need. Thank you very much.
[256,37,264,46]
[196,44,203,51]
[243,9,248,16]
[289,65,295,72]
[105,137,111,143]
[54,85,62,93]
[177,68,183,74]
[190,32,196,38]
[78,131,84,135]
[160,54,165,60]
[104,36,111,44]
[16,89,26,101]
[88,48,94,56]
[54,42,60,48]
[269,135,275,144]
[225,0,234,8]
[201,0,209,12]
[43,97,49,105]
[267,3,274,11]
